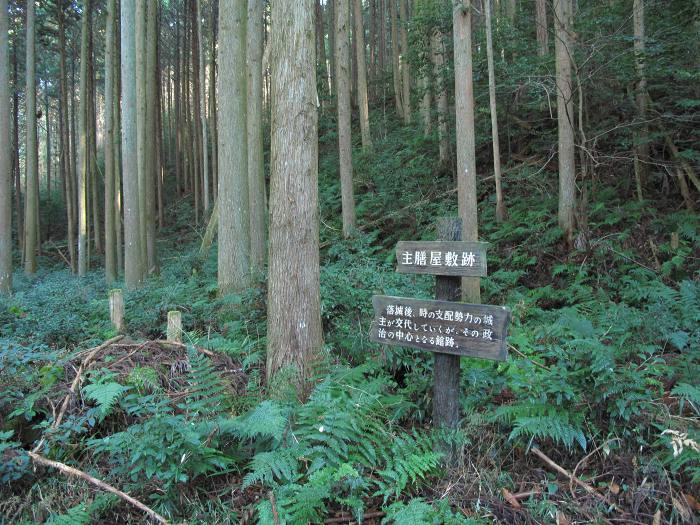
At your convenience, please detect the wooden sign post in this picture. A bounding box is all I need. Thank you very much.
[371,218,510,430]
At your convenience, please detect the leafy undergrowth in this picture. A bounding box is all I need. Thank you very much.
[2,125,699,524]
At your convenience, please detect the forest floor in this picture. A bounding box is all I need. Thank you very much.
[1,118,699,524]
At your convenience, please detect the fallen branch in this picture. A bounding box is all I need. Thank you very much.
[530,447,621,512]
[324,511,386,524]
[269,491,281,525]
[28,451,170,525]
[508,343,551,371]
[32,335,124,453]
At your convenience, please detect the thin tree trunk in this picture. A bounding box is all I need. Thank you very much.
[174,2,182,196]
[248,0,266,271]
[136,0,148,270]
[89,31,101,256]
[335,0,356,237]
[45,97,51,198]
[453,1,480,303]
[554,0,575,243]
[146,0,158,273]
[378,0,386,79]
[114,23,124,277]
[77,1,90,276]
[0,0,11,293]
[122,0,144,288]
[197,0,209,215]
[431,29,449,164]
[218,0,251,294]
[390,0,403,116]
[329,0,336,99]
[267,0,323,392]
[633,0,648,202]
[24,0,39,275]
[535,0,548,56]
[105,0,117,284]
[354,0,372,149]
[191,0,203,224]
[398,0,411,124]
[12,48,23,258]
[485,0,506,221]
[209,0,218,203]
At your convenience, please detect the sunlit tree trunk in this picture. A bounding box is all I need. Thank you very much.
[24,0,39,275]
[12,50,23,259]
[191,0,203,224]
[354,0,372,149]
[45,97,51,198]
[399,0,411,124]
[218,0,251,294]
[535,0,548,56]
[209,1,218,202]
[136,0,148,270]
[633,0,648,202]
[453,0,480,303]
[198,0,210,215]
[248,0,266,271]
[76,0,90,276]
[485,0,506,221]
[105,0,117,285]
[0,0,11,293]
[122,0,144,288]
[267,0,323,392]
[335,0,356,237]
[554,0,575,243]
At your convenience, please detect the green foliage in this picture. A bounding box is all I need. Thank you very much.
[83,380,130,421]
[0,430,29,483]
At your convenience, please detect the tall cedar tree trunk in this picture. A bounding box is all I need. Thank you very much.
[77,1,90,276]
[121,0,143,288]
[105,0,117,284]
[378,0,385,82]
[485,0,506,221]
[218,0,251,294]
[554,0,575,243]
[328,0,336,98]
[390,0,403,116]
[354,0,372,149]
[114,20,124,276]
[315,0,328,107]
[398,0,411,124]
[209,1,218,202]
[24,0,38,275]
[0,0,10,293]
[174,3,182,196]
[633,0,648,201]
[89,31,101,255]
[453,1,480,303]
[191,0,203,224]
[136,0,148,270]
[197,0,209,214]
[535,0,548,56]
[146,0,158,272]
[267,0,323,392]
[12,50,23,258]
[335,0,356,237]
[45,98,51,198]
[248,0,266,271]
[431,29,449,164]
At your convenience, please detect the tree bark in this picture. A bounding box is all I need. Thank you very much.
[0,0,11,293]
[136,0,148,270]
[453,1,480,302]
[122,0,144,288]
[198,0,210,215]
[398,0,411,124]
[633,0,648,202]
[218,0,251,294]
[354,0,372,149]
[431,29,449,164]
[535,0,548,57]
[146,0,158,273]
[77,1,90,276]
[390,0,403,116]
[105,0,117,285]
[335,0,356,237]
[267,0,323,392]
[24,0,39,275]
[485,0,506,221]
[12,48,23,259]
[209,1,218,202]
[248,0,266,271]
[554,0,575,243]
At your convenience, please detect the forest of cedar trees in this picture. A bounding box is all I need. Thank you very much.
[0,0,698,523]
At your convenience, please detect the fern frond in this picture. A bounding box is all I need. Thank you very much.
[83,382,130,420]
[243,447,300,488]
[235,400,287,440]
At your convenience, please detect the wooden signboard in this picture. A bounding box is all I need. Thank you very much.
[370,295,510,361]
[395,241,488,277]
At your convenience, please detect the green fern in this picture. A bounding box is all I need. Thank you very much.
[235,400,288,440]
[382,498,436,525]
[183,346,231,415]
[672,383,700,415]
[45,503,92,525]
[82,381,130,420]
[243,446,300,488]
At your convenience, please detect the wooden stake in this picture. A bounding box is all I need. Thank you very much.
[433,218,462,430]
[109,288,125,333]
[167,310,182,343]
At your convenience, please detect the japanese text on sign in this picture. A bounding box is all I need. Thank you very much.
[395,241,488,277]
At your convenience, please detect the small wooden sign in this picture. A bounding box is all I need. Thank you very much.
[395,241,488,277]
[370,295,510,361]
